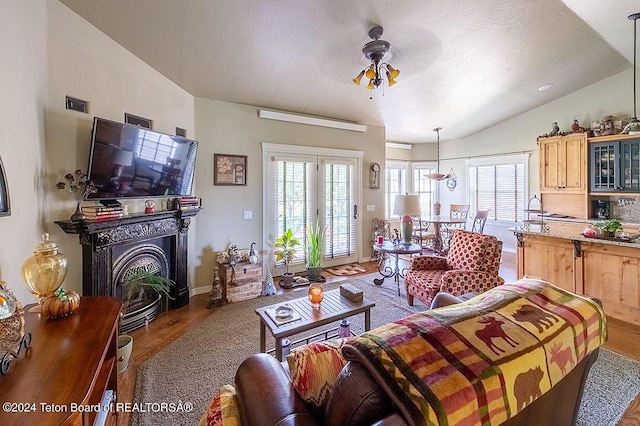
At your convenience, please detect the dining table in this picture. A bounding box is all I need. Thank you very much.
[416,215,468,254]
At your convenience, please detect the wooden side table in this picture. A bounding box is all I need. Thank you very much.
[0,296,121,426]
[372,242,422,295]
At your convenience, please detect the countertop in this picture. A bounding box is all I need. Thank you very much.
[511,225,640,249]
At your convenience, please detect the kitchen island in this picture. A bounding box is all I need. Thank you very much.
[514,219,640,326]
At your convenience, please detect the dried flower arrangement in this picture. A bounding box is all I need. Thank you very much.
[55,170,96,202]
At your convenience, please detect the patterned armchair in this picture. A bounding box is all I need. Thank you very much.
[404,229,504,307]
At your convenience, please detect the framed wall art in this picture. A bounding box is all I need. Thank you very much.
[0,156,10,217]
[214,154,247,186]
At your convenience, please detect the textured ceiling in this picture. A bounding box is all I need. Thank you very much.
[58,0,639,143]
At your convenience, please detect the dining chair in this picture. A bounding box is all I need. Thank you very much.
[412,216,437,250]
[471,209,490,234]
[441,204,470,248]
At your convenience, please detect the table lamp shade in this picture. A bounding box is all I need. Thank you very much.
[393,194,421,245]
[112,149,134,166]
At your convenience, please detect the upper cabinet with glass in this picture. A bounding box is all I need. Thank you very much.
[589,136,640,192]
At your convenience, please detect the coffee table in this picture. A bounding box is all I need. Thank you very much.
[256,289,375,360]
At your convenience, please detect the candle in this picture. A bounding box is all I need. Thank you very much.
[308,284,324,308]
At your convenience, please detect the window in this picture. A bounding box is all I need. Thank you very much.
[384,161,408,218]
[467,154,529,223]
[385,161,437,218]
[412,162,437,216]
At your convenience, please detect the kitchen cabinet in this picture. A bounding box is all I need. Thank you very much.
[539,133,587,192]
[516,234,577,293]
[515,229,640,326]
[590,136,640,192]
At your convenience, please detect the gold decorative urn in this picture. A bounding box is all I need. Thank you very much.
[21,233,68,312]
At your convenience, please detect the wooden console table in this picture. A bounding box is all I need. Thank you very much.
[0,297,121,426]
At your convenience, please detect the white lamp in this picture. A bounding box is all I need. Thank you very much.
[393,194,421,245]
[110,149,134,188]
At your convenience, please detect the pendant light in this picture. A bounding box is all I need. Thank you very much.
[623,13,640,135]
[425,127,454,181]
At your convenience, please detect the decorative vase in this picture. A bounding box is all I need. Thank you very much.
[70,202,85,222]
[20,233,68,312]
[308,282,324,309]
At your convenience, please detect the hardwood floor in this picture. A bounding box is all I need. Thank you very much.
[117,250,640,425]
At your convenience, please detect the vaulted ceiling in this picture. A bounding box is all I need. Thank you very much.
[59,0,639,143]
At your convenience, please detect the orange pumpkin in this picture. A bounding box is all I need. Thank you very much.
[41,289,80,319]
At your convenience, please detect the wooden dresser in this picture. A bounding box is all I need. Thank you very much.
[0,296,121,425]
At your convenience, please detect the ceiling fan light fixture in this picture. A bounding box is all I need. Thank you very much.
[354,26,399,93]
[387,64,400,79]
[352,70,365,86]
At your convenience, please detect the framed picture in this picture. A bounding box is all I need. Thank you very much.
[214,154,247,186]
[0,156,10,217]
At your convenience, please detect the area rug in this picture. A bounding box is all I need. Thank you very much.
[133,274,638,426]
[324,263,368,276]
[577,348,640,426]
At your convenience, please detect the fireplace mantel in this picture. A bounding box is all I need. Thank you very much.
[56,208,200,310]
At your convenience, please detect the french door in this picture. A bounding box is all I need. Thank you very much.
[263,144,361,273]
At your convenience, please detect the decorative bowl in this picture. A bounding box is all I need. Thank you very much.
[275,305,293,319]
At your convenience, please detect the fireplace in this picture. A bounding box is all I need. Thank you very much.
[56,209,200,331]
[113,243,170,333]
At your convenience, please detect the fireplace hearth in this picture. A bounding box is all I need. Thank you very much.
[56,209,200,330]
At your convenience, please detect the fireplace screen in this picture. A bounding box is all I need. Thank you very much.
[112,244,170,332]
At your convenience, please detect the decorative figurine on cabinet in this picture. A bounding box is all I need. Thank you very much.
[571,119,586,133]
[249,242,258,265]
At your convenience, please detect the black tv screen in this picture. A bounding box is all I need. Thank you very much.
[86,117,198,200]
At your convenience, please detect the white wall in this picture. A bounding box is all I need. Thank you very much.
[44,1,195,298]
[425,69,634,251]
[193,99,386,293]
[0,1,48,304]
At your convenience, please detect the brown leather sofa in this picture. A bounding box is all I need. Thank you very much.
[234,293,602,426]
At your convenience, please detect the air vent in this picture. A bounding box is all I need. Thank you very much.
[65,96,88,113]
[124,113,152,129]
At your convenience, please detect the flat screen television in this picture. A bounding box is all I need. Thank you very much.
[86,117,198,200]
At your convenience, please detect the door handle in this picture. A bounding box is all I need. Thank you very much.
[353,204,358,219]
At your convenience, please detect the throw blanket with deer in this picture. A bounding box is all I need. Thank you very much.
[342,279,606,426]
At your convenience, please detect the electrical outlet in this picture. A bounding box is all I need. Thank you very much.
[243,210,252,220]
[366,205,375,212]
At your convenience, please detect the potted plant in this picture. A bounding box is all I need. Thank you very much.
[305,220,326,282]
[593,219,623,238]
[274,228,300,288]
[117,270,175,374]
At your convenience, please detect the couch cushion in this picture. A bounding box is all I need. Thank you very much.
[199,384,242,426]
[286,337,353,414]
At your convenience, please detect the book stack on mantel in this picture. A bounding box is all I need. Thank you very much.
[175,196,201,211]
[81,204,124,221]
